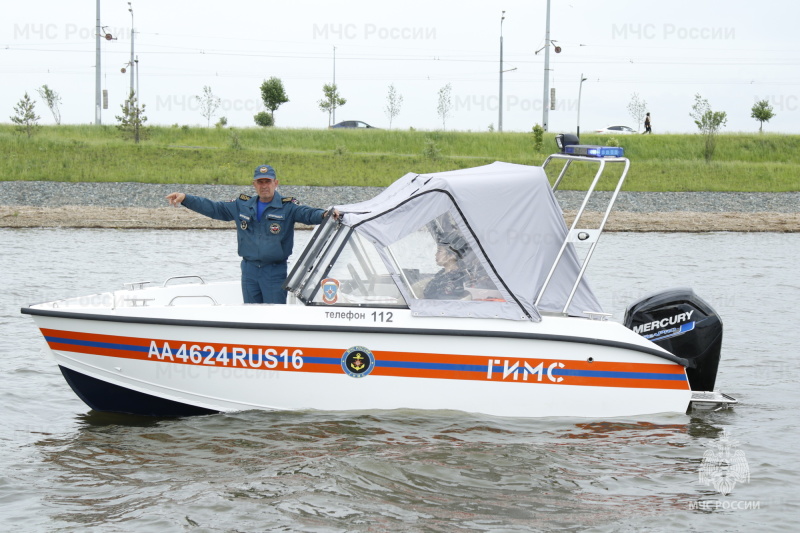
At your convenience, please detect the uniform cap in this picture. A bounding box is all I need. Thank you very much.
[438,231,468,258]
[253,164,276,180]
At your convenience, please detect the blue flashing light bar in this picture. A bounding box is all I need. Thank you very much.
[564,145,624,157]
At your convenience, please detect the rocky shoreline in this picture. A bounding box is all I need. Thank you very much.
[1,182,798,232]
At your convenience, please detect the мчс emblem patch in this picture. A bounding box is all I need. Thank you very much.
[341,346,375,378]
[270,222,281,234]
[321,278,340,304]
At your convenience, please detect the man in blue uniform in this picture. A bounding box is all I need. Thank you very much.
[166,164,338,304]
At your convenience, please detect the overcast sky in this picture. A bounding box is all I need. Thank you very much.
[3,0,799,134]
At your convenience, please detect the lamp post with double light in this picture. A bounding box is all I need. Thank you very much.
[94,0,101,124]
[128,2,135,99]
[541,0,552,131]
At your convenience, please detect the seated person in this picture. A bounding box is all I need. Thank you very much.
[423,232,470,300]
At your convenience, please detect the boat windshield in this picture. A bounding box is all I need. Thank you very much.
[287,211,505,308]
[306,231,407,307]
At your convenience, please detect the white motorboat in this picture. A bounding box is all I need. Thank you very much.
[22,150,736,418]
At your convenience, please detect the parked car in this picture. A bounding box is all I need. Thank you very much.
[330,120,377,129]
[595,125,636,134]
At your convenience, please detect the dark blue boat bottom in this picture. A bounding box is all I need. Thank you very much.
[59,366,218,417]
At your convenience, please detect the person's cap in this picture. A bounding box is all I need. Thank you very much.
[253,164,276,180]
[438,231,468,258]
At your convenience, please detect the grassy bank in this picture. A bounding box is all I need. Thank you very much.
[1,124,798,191]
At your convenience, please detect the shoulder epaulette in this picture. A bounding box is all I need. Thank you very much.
[282,197,300,205]
[238,194,251,201]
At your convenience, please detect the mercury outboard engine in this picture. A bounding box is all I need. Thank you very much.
[624,288,723,392]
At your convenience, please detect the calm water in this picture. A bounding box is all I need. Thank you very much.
[1,228,798,531]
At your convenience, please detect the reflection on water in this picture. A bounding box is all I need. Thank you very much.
[31,408,738,531]
[3,229,798,531]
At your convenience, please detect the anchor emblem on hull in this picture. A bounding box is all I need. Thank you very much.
[341,346,375,378]
[350,353,366,371]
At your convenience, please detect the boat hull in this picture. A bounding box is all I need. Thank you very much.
[59,365,217,416]
[27,308,692,418]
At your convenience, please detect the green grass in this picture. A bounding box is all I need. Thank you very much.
[1,124,798,191]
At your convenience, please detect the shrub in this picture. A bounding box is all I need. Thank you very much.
[254,111,274,128]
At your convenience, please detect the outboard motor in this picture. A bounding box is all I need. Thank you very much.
[624,288,723,392]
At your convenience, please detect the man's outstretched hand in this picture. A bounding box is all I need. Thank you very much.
[166,192,186,206]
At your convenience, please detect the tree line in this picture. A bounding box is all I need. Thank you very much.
[9,82,778,151]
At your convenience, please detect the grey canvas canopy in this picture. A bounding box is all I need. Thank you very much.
[334,161,603,322]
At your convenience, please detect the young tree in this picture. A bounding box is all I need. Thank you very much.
[689,94,727,162]
[318,83,346,126]
[437,83,452,130]
[627,93,647,133]
[36,84,62,125]
[10,92,40,138]
[195,85,221,127]
[531,124,544,152]
[259,77,289,123]
[384,84,403,129]
[751,99,775,133]
[115,89,148,143]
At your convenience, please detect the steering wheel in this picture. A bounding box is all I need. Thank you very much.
[347,264,368,295]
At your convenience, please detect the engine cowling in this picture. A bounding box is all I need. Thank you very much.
[623,288,723,392]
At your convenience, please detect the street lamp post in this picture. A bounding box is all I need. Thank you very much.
[577,73,587,140]
[499,11,505,132]
[541,0,552,131]
[95,0,101,124]
[128,2,135,99]
[135,55,140,142]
